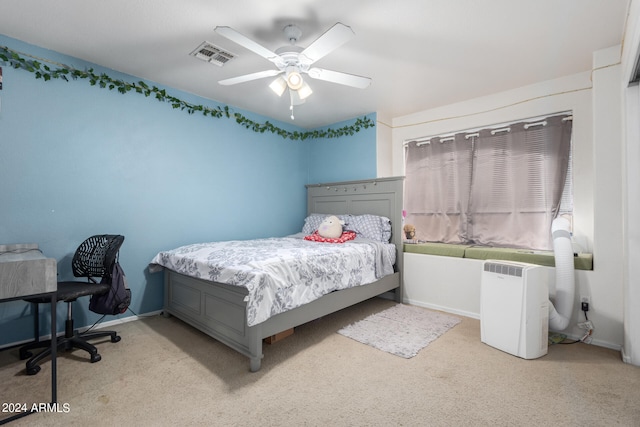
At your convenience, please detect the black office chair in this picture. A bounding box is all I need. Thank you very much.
[19,235,125,375]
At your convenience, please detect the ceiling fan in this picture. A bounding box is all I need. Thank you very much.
[214,23,371,119]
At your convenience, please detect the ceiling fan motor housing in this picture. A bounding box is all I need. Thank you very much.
[283,24,302,44]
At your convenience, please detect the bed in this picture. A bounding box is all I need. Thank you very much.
[149,176,404,371]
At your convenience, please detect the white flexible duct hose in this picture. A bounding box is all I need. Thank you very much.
[548,217,575,331]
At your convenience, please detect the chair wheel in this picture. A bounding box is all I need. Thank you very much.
[26,365,41,376]
[90,353,102,363]
[111,335,121,343]
[20,350,32,360]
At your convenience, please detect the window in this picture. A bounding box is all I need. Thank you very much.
[404,113,572,250]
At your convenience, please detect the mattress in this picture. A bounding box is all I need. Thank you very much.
[149,234,396,326]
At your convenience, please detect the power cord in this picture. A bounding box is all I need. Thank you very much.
[552,306,593,345]
[81,314,107,335]
[577,304,594,344]
[80,306,157,336]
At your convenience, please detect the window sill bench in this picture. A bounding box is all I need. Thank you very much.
[403,242,593,271]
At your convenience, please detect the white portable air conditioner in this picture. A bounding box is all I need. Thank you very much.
[480,260,549,359]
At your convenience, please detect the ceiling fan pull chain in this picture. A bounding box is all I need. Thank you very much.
[290,102,295,120]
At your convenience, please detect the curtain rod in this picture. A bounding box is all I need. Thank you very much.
[403,111,572,146]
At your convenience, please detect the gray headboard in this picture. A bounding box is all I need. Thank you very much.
[305,176,405,281]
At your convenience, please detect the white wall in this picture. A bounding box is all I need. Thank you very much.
[590,45,624,349]
[403,253,483,318]
[623,84,640,364]
[620,0,640,365]
[376,112,394,177]
[388,48,626,350]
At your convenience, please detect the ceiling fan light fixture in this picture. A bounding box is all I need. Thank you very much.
[297,82,313,100]
[286,71,304,90]
[269,76,287,96]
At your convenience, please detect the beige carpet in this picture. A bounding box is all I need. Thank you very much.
[1,298,640,426]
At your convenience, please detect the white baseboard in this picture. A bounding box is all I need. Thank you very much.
[404,298,624,353]
[555,332,622,352]
[621,346,631,363]
[404,298,480,320]
[93,310,163,330]
[0,310,163,351]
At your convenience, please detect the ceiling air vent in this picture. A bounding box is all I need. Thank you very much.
[190,42,236,67]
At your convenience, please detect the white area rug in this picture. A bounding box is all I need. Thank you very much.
[337,304,461,358]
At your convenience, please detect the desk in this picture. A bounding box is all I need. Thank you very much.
[0,244,57,425]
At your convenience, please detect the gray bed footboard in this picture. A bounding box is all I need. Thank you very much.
[163,269,400,372]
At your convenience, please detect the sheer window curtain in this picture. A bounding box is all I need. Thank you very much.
[404,134,473,243]
[404,114,572,250]
[468,115,572,249]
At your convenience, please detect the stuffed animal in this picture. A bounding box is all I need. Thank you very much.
[403,224,416,240]
[317,215,344,239]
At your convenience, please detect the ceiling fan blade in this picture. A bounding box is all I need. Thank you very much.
[299,23,354,65]
[215,26,282,65]
[307,68,371,89]
[218,69,282,86]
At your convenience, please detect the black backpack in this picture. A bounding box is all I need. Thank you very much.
[89,261,131,315]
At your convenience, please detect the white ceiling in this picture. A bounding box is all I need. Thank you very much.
[0,0,631,129]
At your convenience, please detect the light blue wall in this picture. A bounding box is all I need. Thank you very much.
[307,114,377,184]
[0,36,376,346]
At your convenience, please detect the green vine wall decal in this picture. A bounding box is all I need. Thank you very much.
[0,45,375,140]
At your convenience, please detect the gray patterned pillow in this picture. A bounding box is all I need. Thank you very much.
[349,214,392,242]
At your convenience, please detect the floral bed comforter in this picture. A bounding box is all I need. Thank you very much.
[149,234,396,327]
